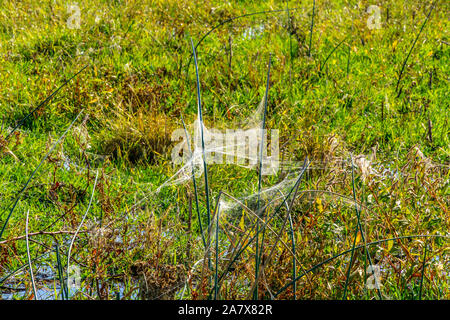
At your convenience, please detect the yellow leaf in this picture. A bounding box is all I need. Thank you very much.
[355,231,362,245]
[387,237,394,252]
[392,40,398,50]
[89,98,98,104]
[316,198,323,213]
[239,212,245,230]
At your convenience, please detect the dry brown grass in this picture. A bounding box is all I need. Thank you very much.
[100,110,175,165]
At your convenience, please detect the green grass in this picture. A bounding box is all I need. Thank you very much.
[0,0,448,300]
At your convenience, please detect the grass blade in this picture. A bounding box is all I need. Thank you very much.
[347,44,350,77]
[320,37,347,73]
[4,65,88,141]
[395,2,436,95]
[287,208,296,299]
[214,201,221,299]
[25,209,37,300]
[308,0,316,57]
[418,240,428,300]
[342,155,382,300]
[66,169,99,298]
[54,241,66,300]
[254,54,272,299]
[181,115,207,248]
[0,110,83,241]
[190,38,212,231]
[286,1,293,94]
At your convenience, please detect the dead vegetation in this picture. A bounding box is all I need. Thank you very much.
[100,111,175,165]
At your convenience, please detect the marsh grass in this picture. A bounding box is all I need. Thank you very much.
[0,0,448,300]
[100,111,173,165]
